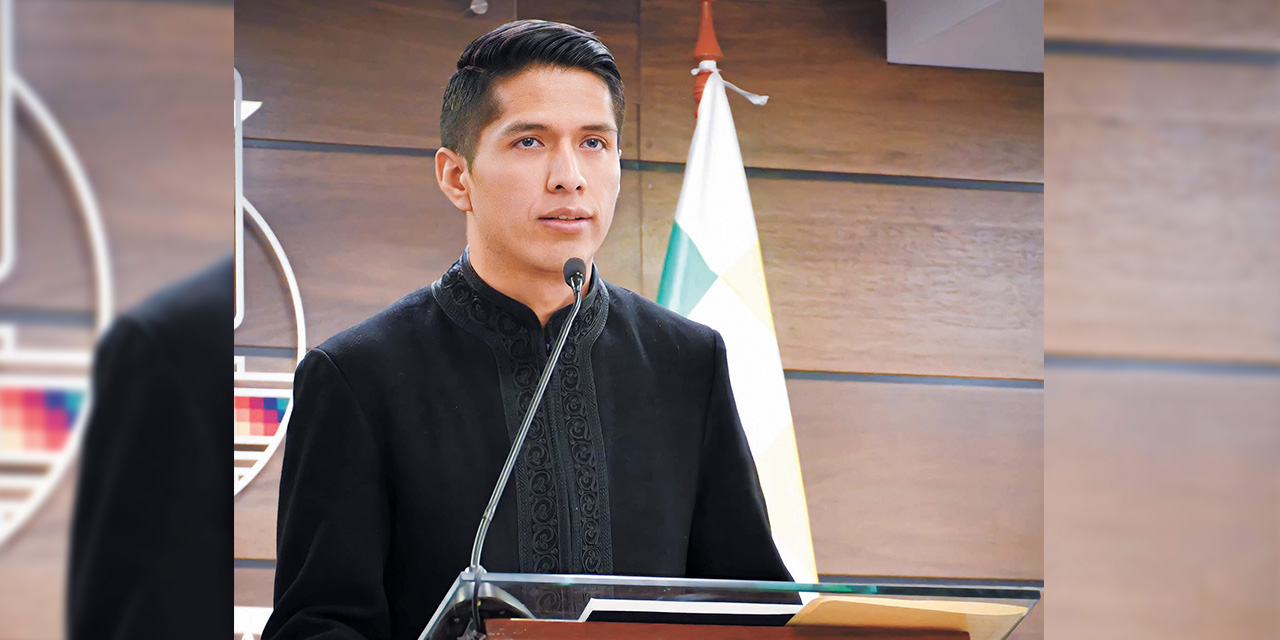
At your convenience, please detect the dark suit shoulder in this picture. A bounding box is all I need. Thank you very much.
[312,284,439,367]
[300,285,447,425]
[99,256,232,414]
[129,255,232,332]
[121,255,232,369]
[602,281,720,354]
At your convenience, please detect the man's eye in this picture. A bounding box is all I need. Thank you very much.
[516,137,541,148]
[582,138,605,150]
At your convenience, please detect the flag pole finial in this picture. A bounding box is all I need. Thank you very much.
[692,0,723,116]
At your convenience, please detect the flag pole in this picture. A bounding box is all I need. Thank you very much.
[692,0,723,116]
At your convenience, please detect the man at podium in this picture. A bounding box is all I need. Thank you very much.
[264,20,791,640]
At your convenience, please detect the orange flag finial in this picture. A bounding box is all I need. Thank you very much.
[692,0,723,115]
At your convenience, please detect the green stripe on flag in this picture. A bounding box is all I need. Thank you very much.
[656,222,718,317]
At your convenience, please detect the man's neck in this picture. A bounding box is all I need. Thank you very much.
[468,247,590,327]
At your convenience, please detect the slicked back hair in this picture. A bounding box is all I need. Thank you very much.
[440,20,625,167]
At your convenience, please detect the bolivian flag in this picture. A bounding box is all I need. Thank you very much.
[657,67,817,583]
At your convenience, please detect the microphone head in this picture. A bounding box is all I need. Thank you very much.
[563,258,587,289]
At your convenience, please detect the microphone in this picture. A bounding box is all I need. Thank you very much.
[563,257,586,292]
[460,257,587,638]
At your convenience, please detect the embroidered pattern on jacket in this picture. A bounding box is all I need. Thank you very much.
[432,257,614,586]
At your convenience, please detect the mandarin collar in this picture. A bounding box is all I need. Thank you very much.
[456,247,604,333]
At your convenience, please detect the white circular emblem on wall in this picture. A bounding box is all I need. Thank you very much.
[233,68,306,495]
[0,0,113,549]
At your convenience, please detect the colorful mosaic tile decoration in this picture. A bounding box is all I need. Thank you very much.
[234,395,289,437]
[0,387,85,452]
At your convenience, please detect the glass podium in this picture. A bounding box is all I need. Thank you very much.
[420,569,1042,640]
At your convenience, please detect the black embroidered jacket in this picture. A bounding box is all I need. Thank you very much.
[264,251,790,640]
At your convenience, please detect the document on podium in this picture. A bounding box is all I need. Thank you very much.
[787,596,1029,640]
[577,598,803,626]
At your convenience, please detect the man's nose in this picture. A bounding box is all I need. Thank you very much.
[547,144,585,193]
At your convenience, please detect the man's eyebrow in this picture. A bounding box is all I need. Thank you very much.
[580,123,618,135]
[497,121,549,137]
[497,121,618,137]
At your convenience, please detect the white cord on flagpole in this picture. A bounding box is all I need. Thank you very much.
[691,60,769,106]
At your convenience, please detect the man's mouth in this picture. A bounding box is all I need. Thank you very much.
[537,210,592,233]
[540,208,591,220]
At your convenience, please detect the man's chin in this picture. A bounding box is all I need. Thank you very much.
[532,243,598,276]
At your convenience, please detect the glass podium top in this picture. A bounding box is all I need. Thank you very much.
[421,570,1042,640]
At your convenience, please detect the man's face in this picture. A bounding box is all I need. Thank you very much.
[463,65,620,277]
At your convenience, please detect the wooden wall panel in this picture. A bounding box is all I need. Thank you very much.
[23,0,232,314]
[641,172,1043,380]
[639,0,1043,182]
[236,0,642,158]
[235,147,644,351]
[235,565,276,608]
[1044,13,1277,640]
[1046,370,1279,639]
[235,443,284,561]
[0,132,94,314]
[793,377,1043,580]
[234,148,462,351]
[235,0,513,148]
[3,0,230,316]
[1045,55,1280,363]
[238,209,298,353]
[1045,0,1280,51]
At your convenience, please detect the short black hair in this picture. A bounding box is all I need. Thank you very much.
[440,20,625,166]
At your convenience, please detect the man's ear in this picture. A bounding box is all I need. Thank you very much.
[435,147,472,213]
